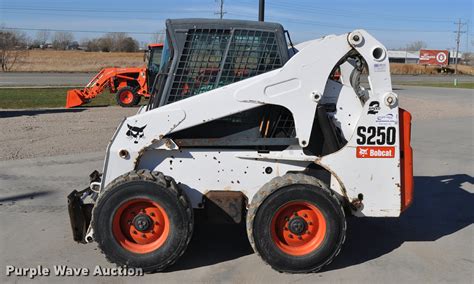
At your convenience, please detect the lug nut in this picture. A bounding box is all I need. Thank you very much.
[284,227,288,231]
[298,236,303,240]
[133,231,137,235]
[150,212,155,217]
[142,234,146,238]
[288,234,293,238]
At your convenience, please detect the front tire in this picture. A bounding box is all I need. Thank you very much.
[92,170,193,272]
[116,86,140,107]
[247,174,346,273]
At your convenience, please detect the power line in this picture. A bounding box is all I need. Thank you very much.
[236,0,454,23]
[2,27,163,35]
[0,6,210,14]
[226,12,453,33]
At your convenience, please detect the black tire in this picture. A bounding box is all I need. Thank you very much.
[115,86,140,107]
[247,174,346,273]
[92,169,193,272]
[133,94,142,106]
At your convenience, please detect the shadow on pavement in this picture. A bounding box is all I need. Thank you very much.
[166,222,253,272]
[0,191,54,203]
[326,174,474,271]
[0,108,84,118]
[164,174,473,271]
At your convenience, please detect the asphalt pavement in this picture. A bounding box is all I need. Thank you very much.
[0,72,473,87]
[0,86,472,283]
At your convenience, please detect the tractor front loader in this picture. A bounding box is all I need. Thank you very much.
[67,19,413,273]
[66,44,163,108]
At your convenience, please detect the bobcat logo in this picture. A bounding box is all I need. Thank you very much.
[358,148,368,157]
[126,124,147,144]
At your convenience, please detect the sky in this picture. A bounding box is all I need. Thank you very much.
[1,0,473,52]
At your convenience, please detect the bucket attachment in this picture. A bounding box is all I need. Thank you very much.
[66,89,86,108]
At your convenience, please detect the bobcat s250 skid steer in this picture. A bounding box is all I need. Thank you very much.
[68,19,413,273]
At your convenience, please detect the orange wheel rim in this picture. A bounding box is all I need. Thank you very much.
[119,90,134,104]
[112,198,169,254]
[270,201,327,256]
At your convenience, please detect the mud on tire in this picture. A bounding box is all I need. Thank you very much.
[92,169,193,272]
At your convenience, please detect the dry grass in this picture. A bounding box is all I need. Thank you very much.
[12,50,144,72]
[390,63,474,75]
[7,50,474,76]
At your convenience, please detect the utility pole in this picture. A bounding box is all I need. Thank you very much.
[215,0,226,19]
[453,18,467,76]
[259,0,265,22]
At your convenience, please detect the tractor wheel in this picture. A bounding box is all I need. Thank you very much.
[116,86,140,107]
[247,174,346,273]
[92,170,193,272]
[133,94,142,106]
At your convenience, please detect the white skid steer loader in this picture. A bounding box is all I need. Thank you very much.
[67,18,413,273]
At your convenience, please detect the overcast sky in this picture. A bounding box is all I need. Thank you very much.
[1,0,472,51]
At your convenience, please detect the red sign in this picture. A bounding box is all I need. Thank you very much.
[356,146,395,158]
[419,49,449,66]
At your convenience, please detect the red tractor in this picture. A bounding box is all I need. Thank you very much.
[66,43,164,108]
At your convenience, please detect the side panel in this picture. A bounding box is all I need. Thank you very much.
[137,149,312,207]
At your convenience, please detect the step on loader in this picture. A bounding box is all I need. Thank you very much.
[67,18,413,273]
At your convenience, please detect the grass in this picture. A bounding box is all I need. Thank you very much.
[9,50,474,75]
[390,63,474,75]
[12,50,144,72]
[0,88,118,109]
[395,81,474,89]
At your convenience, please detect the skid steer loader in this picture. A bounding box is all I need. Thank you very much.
[68,18,413,273]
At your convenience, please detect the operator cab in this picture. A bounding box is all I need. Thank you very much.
[149,18,290,109]
[145,43,164,93]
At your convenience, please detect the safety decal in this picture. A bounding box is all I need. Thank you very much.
[126,124,147,144]
[374,63,386,72]
[356,146,395,158]
[367,101,380,115]
[356,126,396,145]
[376,113,397,125]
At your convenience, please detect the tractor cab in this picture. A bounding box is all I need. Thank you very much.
[145,43,164,93]
[149,18,290,109]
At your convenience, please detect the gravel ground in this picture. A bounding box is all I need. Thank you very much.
[0,107,137,161]
[0,85,472,161]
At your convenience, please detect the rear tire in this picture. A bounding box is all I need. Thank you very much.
[116,86,140,107]
[133,94,142,106]
[247,174,346,273]
[92,170,193,272]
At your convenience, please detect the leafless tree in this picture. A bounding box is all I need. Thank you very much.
[35,30,50,47]
[52,31,74,50]
[406,41,427,51]
[83,32,139,52]
[0,26,29,71]
[151,31,165,44]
